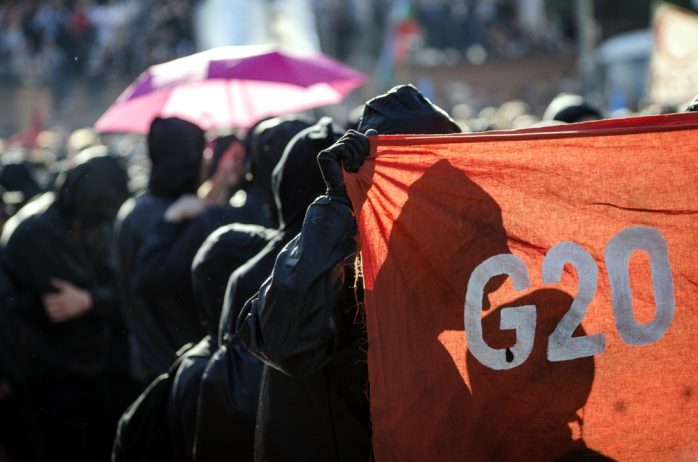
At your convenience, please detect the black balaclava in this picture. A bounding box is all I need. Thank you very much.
[248,115,313,218]
[56,147,129,227]
[147,116,205,199]
[272,117,344,229]
[358,84,462,135]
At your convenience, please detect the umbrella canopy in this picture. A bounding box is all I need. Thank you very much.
[95,45,367,133]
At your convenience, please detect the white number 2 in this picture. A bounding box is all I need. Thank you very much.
[542,241,606,362]
[464,226,676,369]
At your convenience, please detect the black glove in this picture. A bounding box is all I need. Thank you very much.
[317,129,377,199]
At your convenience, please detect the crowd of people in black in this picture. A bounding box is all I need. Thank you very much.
[0,84,696,462]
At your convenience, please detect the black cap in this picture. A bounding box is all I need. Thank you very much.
[544,93,603,123]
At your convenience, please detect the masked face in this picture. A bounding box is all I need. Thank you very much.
[58,151,130,228]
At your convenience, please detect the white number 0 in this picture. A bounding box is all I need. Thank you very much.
[464,226,675,369]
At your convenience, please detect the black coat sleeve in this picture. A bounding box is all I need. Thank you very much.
[236,196,357,378]
[133,206,247,300]
[2,222,121,318]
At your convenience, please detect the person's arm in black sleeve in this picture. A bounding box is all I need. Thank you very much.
[236,129,374,377]
[39,276,120,323]
[237,196,356,378]
[3,224,116,323]
[131,193,226,299]
[44,225,122,322]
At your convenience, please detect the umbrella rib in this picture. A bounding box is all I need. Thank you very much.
[240,79,256,125]
[225,79,236,128]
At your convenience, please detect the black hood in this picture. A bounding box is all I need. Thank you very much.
[147,116,205,198]
[358,84,461,135]
[0,161,42,200]
[191,224,274,337]
[272,117,343,229]
[248,115,313,220]
[544,93,603,123]
[55,147,129,227]
[191,226,233,336]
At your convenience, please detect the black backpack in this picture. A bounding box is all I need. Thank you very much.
[112,343,195,462]
[193,336,263,461]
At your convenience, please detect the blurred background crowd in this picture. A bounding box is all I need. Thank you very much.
[0,0,696,136]
[0,1,697,461]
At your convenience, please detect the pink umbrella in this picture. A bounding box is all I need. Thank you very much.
[94,45,367,133]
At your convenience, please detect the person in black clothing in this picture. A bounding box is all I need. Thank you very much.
[130,117,312,326]
[113,221,280,462]
[236,84,461,461]
[115,116,206,384]
[0,160,43,217]
[543,93,603,123]
[0,148,129,462]
[240,114,315,228]
[0,263,34,462]
[166,223,277,462]
[199,134,248,205]
[109,117,335,462]
[194,117,344,462]
[131,117,313,295]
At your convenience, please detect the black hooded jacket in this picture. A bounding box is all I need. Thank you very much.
[130,116,314,316]
[131,117,329,462]
[114,222,273,462]
[115,117,206,383]
[125,117,312,387]
[193,118,342,462]
[236,85,461,462]
[0,150,129,381]
[129,117,309,310]
[166,223,276,462]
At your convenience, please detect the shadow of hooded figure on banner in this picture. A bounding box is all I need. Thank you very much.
[369,158,613,461]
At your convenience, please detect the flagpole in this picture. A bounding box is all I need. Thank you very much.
[576,0,595,98]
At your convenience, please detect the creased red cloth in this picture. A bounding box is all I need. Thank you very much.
[345,112,698,462]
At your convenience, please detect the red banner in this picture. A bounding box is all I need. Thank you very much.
[346,113,698,461]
